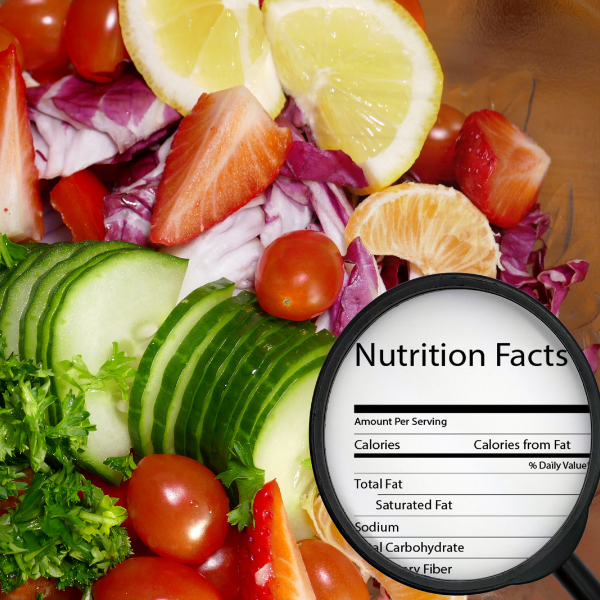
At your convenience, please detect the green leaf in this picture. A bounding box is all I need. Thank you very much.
[102,454,137,481]
[56,342,137,403]
[217,441,264,531]
[0,236,27,270]
[301,457,312,470]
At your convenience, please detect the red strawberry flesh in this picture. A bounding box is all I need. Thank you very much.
[241,480,316,600]
[151,86,292,246]
[0,44,43,242]
[454,109,551,229]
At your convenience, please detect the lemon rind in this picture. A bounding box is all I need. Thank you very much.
[119,0,286,117]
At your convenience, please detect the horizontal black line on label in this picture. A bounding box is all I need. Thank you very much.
[354,433,591,435]
[354,453,591,459]
[353,472,588,475]
[363,536,552,539]
[354,405,590,414]
[355,515,568,517]
[376,494,579,496]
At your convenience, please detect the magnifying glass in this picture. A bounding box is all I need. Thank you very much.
[310,274,600,599]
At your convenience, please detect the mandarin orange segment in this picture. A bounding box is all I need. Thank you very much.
[345,183,500,278]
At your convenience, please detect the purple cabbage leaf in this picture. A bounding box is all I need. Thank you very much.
[28,73,180,179]
[497,206,589,316]
[316,238,384,336]
[104,135,173,246]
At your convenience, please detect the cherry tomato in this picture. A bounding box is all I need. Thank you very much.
[93,557,221,600]
[0,577,81,600]
[65,0,129,83]
[194,526,243,600]
[126,454,230,564]
[298,539,370,600]
[82,473,137,541]
[30,65,72,84]
[0,0,70,72]
[255,230,345,321]
[411,104,467,184]
[0,30,23,68]
[396,0,426,31]
[49,169,108,242]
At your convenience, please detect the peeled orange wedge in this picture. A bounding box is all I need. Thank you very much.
[118,0,285,117]
[345,183,500,278]
[262,0,443,193]
[305,491,466,600]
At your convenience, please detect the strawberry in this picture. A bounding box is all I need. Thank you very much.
[454,109,551,229]
[240,480,316,600]
[151,86,292,246]
[0,45,43,242]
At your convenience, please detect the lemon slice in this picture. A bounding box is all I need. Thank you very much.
[346,183,500,277]
[119,0,286,117]
[263,0,443,193]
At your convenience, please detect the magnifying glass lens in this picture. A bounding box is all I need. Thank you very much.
[312,277,599,595]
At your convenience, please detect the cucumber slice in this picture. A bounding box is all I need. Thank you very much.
[22,241,136,363]
[40,249,133,370]
[155,292,258,455]
[207,322,309,474]
[253,363,323,540]
[129,279,234,457]
[198,319,294,471]
[0,248,47,326]
[50,251,187,482]
[238,329,332,447]
[216,326,331,474]
[0,243,80,355]
[179,310,280,459]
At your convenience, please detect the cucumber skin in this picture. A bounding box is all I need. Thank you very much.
[0,243,80,356]
[206,322,308,474]
[198,319,293,470]
[150,291,255,454]
[20,242,135,360]
[214,323,327,474]
[192,315,286,463]
[172,299,261,457]
[177,309,278,458]
[128,279,234,455]
[234,330,333,449]
[0,248,47,317]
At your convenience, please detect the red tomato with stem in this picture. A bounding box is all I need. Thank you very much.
[194,526,243,600]
[0,0,70,72]
[50,169,108,242]
[298,539,370,600]
[126,454,230,564]
[255,230,345,321]
[65,0,129,83]
[93,557,221,600]
[396,0,426,30]
[0,30,23,68]
[411,104,467,184]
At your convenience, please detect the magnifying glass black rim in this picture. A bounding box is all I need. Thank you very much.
[310,273,600,596]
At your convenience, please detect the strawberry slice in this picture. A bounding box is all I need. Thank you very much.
[0,45,43,242]
[151,86,292,246]
[241,480,316,600]
[454,109,551,229]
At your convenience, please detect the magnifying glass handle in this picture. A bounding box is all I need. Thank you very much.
[554,553,600,600]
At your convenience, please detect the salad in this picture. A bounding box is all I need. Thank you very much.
[0,1,597,600]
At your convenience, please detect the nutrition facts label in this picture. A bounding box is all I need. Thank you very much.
[322,288,593,581]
